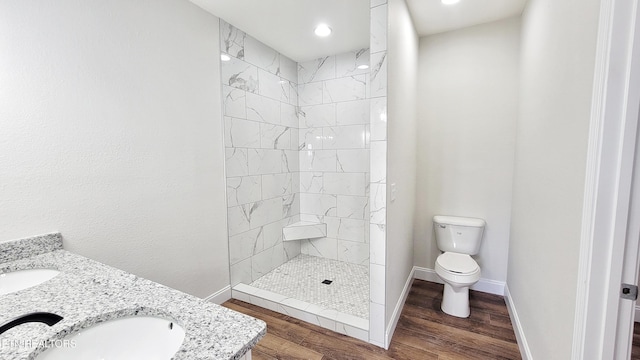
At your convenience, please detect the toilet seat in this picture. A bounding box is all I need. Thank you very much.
[436,252,479,275]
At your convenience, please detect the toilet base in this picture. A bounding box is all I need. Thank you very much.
[441,282,470,318]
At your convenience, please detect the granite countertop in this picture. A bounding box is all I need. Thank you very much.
[0,233,266,360]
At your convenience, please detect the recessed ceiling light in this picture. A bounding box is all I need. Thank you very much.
[441,0,460,4]
[314,24,332,37]
[220,54,231,61]
[357,64,369,70]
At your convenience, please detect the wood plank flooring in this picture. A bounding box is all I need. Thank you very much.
[222,279,521,359]
[632,322,640,359]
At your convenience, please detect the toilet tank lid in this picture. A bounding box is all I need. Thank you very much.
[433,215,486,227]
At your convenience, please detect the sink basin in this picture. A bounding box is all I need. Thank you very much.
[37,315,185,359]
[0,268,60,295]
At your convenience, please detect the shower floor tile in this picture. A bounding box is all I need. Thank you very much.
[249,254,369,319]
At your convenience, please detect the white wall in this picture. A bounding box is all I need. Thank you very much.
[414,17,520,284]
[507,0,601,358]
[386,0,418,329]
[0,0,229,299]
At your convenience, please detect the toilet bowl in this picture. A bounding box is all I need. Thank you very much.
[432,215,485,318]
[435,252,481,318]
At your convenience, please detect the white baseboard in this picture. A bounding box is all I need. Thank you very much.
[204,285,231,304]
[385,268,416,349]
[413,266,505,296]
[504,285,533,360]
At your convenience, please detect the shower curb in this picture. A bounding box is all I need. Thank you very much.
[232,283,369,342]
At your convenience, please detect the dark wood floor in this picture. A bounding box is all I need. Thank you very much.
[632,322,640,359]
[222,279,521,359]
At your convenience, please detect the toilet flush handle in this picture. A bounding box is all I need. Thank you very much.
[437,224,446,229]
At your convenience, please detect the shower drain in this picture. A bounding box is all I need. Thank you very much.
[321,279,333,285]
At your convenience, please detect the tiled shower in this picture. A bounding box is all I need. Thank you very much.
[297,49,371,264]
[221,20,301,286]
[220,0,388,345]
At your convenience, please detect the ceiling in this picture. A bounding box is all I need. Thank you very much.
[190,0,370,62]
[190,0,527,63]
[407,0,527,36]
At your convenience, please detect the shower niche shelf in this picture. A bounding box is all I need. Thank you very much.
[282,221,327,241]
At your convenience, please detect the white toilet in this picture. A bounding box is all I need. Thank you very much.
[433,215,486,318]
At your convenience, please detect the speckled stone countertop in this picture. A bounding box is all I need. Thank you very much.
[0,233,266,360]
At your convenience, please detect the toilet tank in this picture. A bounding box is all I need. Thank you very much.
[433,215,486,255]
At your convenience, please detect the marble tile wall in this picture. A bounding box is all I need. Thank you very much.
[368,0,388,347]
[220,20,301,286]
[297,48,372,266]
